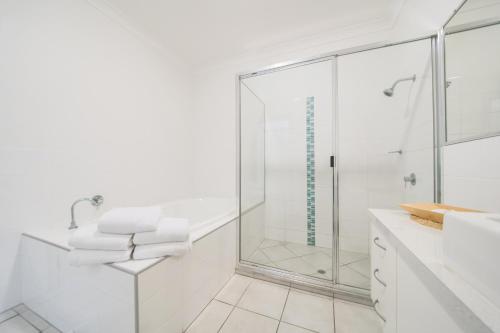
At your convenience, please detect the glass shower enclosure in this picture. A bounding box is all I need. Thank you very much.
[238,38,435,294]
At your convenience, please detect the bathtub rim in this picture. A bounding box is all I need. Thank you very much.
[22,212,238,276]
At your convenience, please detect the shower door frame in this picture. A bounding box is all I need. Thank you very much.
[235,34,444,304]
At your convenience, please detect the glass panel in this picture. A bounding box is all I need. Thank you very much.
[240,83,265,213]
[240,60,335,281]
[336,39,435,289]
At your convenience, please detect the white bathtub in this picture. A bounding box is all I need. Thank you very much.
[21,197,238,333]
[161,197,237,239]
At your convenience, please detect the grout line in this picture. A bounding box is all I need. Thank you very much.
[216,305,236,333]
[231,280,287,323]
[339,255,369,267]
[0,313,20,326]
[186,273,244,332]
[234,278,253,307]
[275,288,290,333]
[347,264,370,279]
[259,243,334,262]
[212,274,328,333]
[217,276,253,332]
[258,244,335,278]
[184,299,215,332]
[279,320,321,333]
[343,265,370,280]
[18,312,43,333]
[232,306,281,323]
[9,304,60,333]
[0,312,18,325]
[215,299,237,307]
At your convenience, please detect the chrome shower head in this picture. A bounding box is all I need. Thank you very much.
[383,74,416,97]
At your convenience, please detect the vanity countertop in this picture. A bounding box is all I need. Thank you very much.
[369,209,500,333]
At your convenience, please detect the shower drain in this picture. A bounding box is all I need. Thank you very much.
[317,269,326,274]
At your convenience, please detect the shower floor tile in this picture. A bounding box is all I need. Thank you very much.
[246,239,370,284]
[261,245,297,262]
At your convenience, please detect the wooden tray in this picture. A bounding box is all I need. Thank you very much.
[400,203,480,224]
[410,215,443,230]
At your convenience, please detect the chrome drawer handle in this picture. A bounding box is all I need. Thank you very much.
[373,300,386,323]
[373,237,386,251]
[373,269,387,287]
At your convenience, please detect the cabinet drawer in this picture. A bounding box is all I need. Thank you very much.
[370,220,397,333]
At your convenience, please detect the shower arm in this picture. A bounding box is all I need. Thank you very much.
[389,75,416,90]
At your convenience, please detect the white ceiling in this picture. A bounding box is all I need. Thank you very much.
[102,0,403,66]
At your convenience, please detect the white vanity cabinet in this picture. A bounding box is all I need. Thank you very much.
[369,210,496,333]
[396,254,464,333]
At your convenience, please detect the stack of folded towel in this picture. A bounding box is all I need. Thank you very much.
[132,217,191,260]
[67,223,134,266]
[68,206,191,266]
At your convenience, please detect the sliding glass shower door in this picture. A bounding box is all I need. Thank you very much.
[239,59,335,281]
[336,39,435,289]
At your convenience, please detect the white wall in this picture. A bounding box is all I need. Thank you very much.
[0,0,193,311]
[443,136,500,213]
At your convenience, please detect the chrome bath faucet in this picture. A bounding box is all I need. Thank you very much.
[69,195,104,229]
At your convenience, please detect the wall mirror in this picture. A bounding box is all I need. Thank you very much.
[444,0,500,143]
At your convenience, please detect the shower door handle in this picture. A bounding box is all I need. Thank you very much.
[330,155,335,168]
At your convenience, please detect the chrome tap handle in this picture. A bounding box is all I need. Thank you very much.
[403,173,416,187]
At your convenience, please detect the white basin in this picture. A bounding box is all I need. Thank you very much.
[443,212,500,309]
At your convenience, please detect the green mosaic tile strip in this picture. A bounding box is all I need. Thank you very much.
[306,96,316,246]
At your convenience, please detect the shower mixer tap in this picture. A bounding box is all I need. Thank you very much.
[404,173,416,187]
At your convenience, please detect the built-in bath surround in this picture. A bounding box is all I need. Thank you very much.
[20,197,237,333]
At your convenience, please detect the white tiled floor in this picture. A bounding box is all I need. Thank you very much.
[246,239,370,288]
[1,275,379,333]
[0,305,60,333]
[187,274,382,333]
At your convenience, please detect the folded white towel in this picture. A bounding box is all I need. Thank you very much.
[132,239,192,260]
[98,206,161,234]
[68,223,132,251]
[133,218,190,245]
[68,248,132,266]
